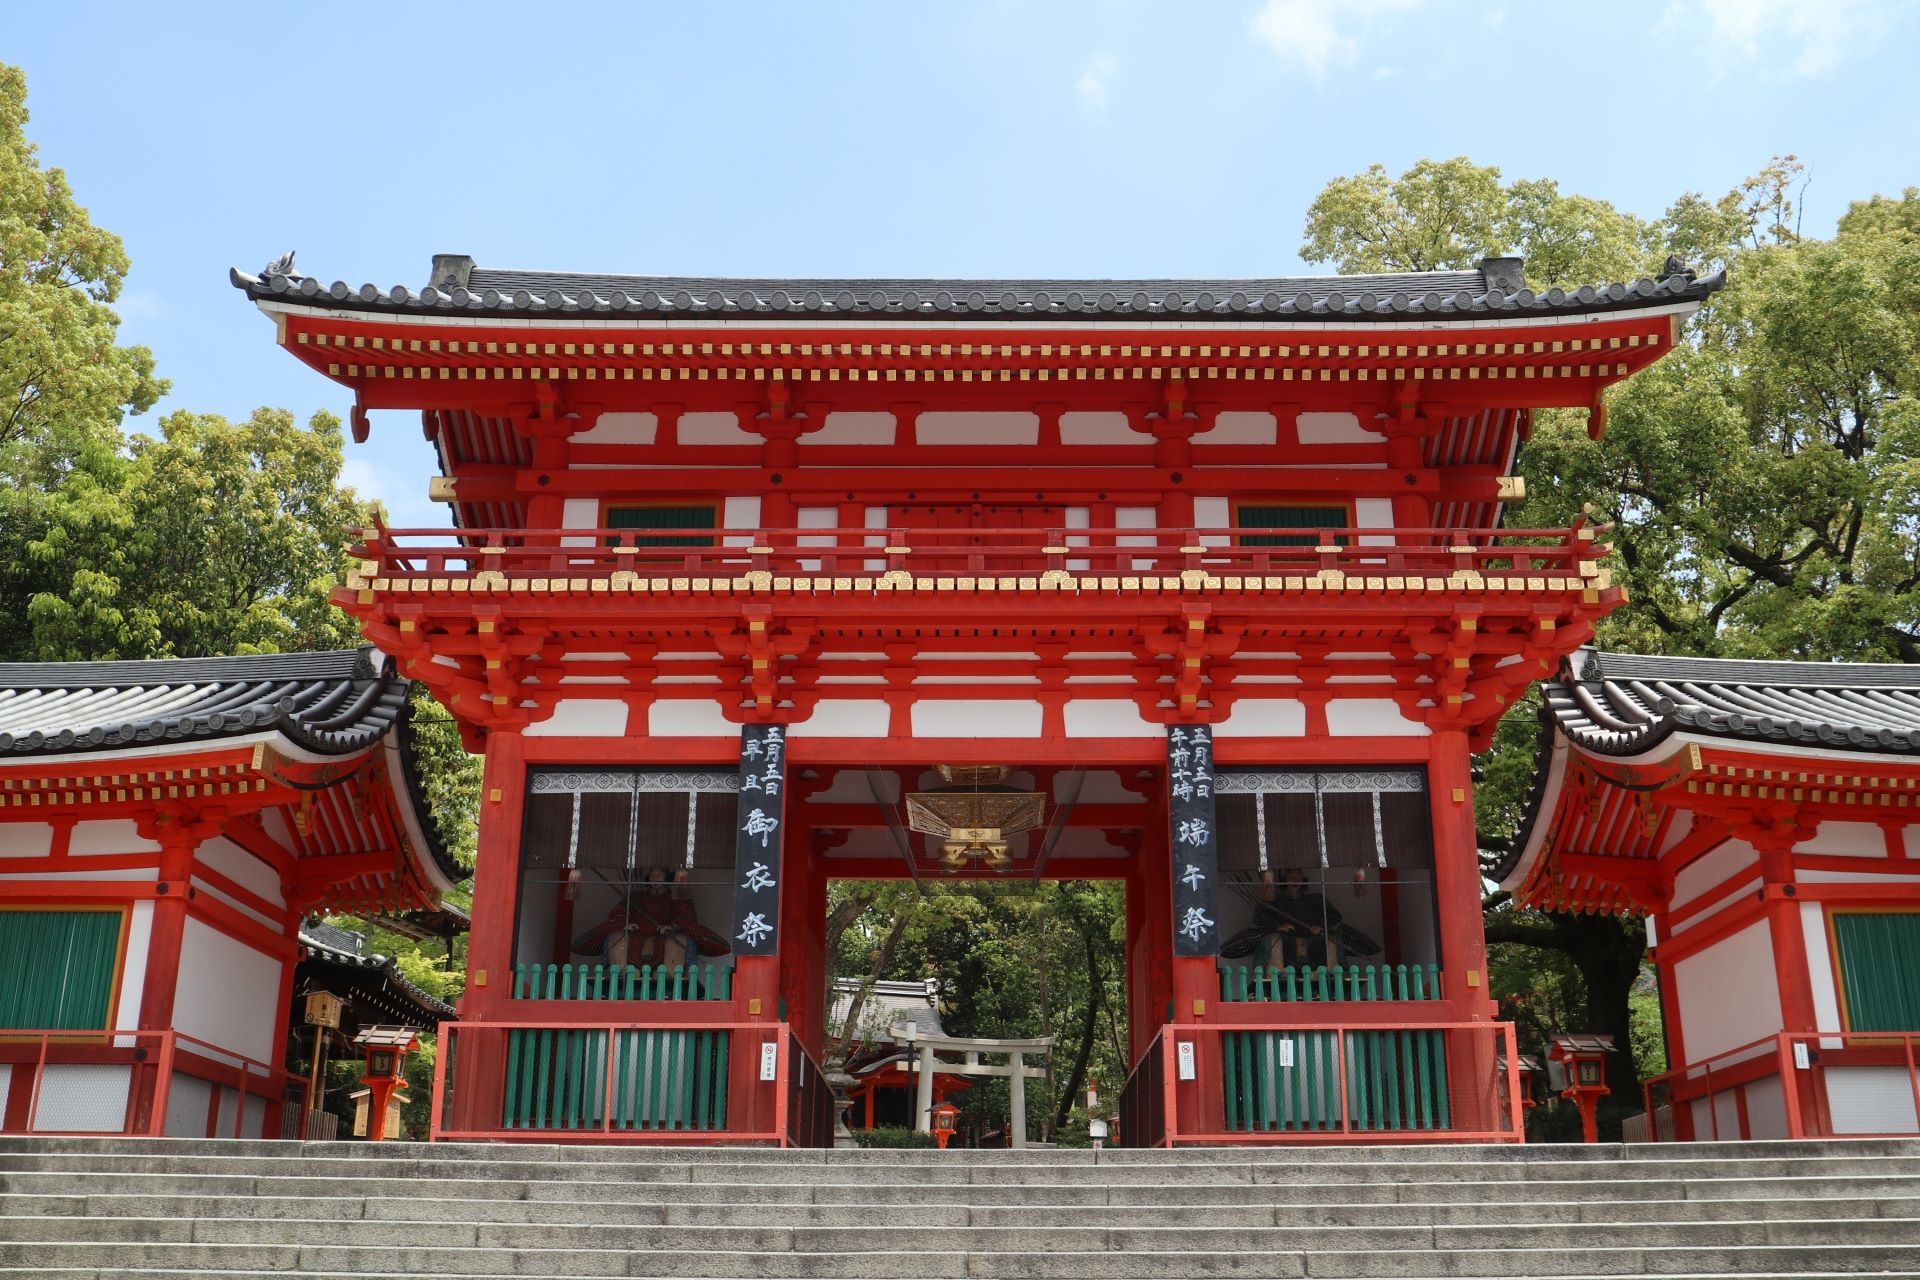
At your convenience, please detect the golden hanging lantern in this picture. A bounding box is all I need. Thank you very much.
[906,766,1045,873]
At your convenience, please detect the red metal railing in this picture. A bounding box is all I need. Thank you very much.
[350,523,1608,586]
[432,1019,823,1145]
[1121,1020,1523,1146]
[783,1029,835,1149]
[1643,1031,1920,1141]
[0,1029,296,1138]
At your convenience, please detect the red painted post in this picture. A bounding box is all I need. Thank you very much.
[1778,1034,1805,1139]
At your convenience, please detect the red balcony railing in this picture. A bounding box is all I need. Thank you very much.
[0,1029,297,1138]
[349,523,1609,588]
[432,1018,830,1146]
[1119,1020,1523,1146]
[1642,1031,1920,1141]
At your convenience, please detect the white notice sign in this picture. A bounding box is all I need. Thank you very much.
[1176,1040,1197,1081]
[759,1041,780,1082]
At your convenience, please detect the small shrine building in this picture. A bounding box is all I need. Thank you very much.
[1498,649,1920,1141]
[228,253,1717,1144]
[0,649,462,1136]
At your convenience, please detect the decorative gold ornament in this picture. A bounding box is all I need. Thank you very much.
[907,766,1044,873]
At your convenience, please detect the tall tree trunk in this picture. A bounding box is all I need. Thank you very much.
[1484,907,1647,1101]
[831,910,909,1063]
[1053,929,1101,1131]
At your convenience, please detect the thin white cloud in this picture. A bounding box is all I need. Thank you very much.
[1666,0,1908,77]
[1248,0,1423,78]
[1076,53,1118,116]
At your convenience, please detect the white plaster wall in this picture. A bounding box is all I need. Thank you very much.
[915,412,1038,446]
[1296,412,1375,444]
[190,878,281,933]
[1193,411,1276,445]
[1060,412,1137,446]
[0,823,53,858]
[911,700,1043,738]
[679,411,758,445]
[1063,700,1160,738]
[1672,838,1759,911]
[1826,1067,1920,1134]
[1805,821,1887,857]
[795,506,837,570]
[1673,920,1784,1061]
[196,837,284,908]
[115,901,152,1034]
[1743,1074,1790,1140]
[1804,900,1843,1036]
[1326,700,1427,737]
[1213,699,1307,738]
[723,496,763,530]
[0,868,154,881]
[788,700,891,738]
[526,699,631,738]
[172,918,283,1065]
[69,821,160,856]
[809,412,895,446]
[560,497,599,529]
[573,412,656,445]
[648,700,737,738]
[34,1064,131,1132]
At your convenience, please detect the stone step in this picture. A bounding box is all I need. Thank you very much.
[8,1213,1920,1253]
[11,1191,1920,1229]
[11,1150,1920,1189]
[5,1134,1919,1164]
[7,1240,1920,1278]
[10,1168,1920,1207]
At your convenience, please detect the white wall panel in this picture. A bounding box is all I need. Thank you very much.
[1193,412,1277,445]
[788,700,891,738]
[647,700,737,738]
[680,412,758,445]
[115,901,152,1033]
[1672,838,1758,911]
[525,699,630,738]
[1805,821,1887,858]
[69,821,159,857]
[0,823,54,858]
[1326,700,1428,737]
[1063,700,1160,738]
[172,918,283,1065]
[1213,699,1307,738]
[1060,412,1137,445]
[809,412,895,445]
[196,837,284,907]
[1296,412,1374,444]
[573,412,656,445]
[1673,921,1783,1061]
[911,700,1043,738]
[915,412,1039,446]
[34,1064,131,1132]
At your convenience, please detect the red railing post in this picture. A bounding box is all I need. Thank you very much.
[24,1034,47,1134]
[1906,1035,1920,1135]
[1778,1034,1805,1139]
[1159,1030,1177,1148]
[429,1024,450,1141]
[772,1030,791,1147]
[1503,1025,1524,1138]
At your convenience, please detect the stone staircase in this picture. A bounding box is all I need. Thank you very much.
[2,1136,1919,1278]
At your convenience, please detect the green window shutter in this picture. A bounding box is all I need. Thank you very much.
[606,505,717,548]
[1238,504,1348,548]
[0,911,121,1030]
[1833,913,1920,1033]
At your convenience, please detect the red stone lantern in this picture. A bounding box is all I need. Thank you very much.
[1549,1034,1614,1144]
[931,1101,960,1149]
[350,1026,419,1142]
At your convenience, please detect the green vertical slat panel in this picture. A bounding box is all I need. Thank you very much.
[1835,914,1920,1031]
[1431,1031,1451,1129]
[1222,1032,1240,1132]
[533,1028,551,1129]
[0,911,119,1030]
[692,1025,712,1132]
[1349,1033,1368,1131]
[1414,1024,1434,1129]
[1383,1031,1402,1130]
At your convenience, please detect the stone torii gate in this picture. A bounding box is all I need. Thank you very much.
[890,1025,1054,1148]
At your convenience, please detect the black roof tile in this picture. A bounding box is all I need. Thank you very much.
[0,648,404,758]
[231,254,1724,325]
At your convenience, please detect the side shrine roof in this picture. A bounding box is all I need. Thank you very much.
[1492,647,1920,896]
[1541,648,1920,759]
[231,252,1724,326]
[298,925,456,1025]
[0,647,405,758]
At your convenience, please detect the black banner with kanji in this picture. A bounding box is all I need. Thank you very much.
[1167,724,1220,957]
[729,724,786,957]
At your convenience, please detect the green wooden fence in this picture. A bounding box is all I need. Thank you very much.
[1217,965,1449,1132]
[1219,963,1442,1003]
[502,963,732,1131]
[1221,1027,1452,1133]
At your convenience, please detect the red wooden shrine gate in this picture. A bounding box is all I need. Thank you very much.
[232,251,1717,1143]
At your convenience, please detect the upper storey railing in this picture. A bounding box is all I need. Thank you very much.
[349,524,1611,588]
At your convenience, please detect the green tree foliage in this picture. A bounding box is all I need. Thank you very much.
[0,64,164,485]
[1304,157,1920,1113]
[829,879,1128,1144]
[6,407,366,661]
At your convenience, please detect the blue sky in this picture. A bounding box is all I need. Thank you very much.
[11,0,1917,527]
